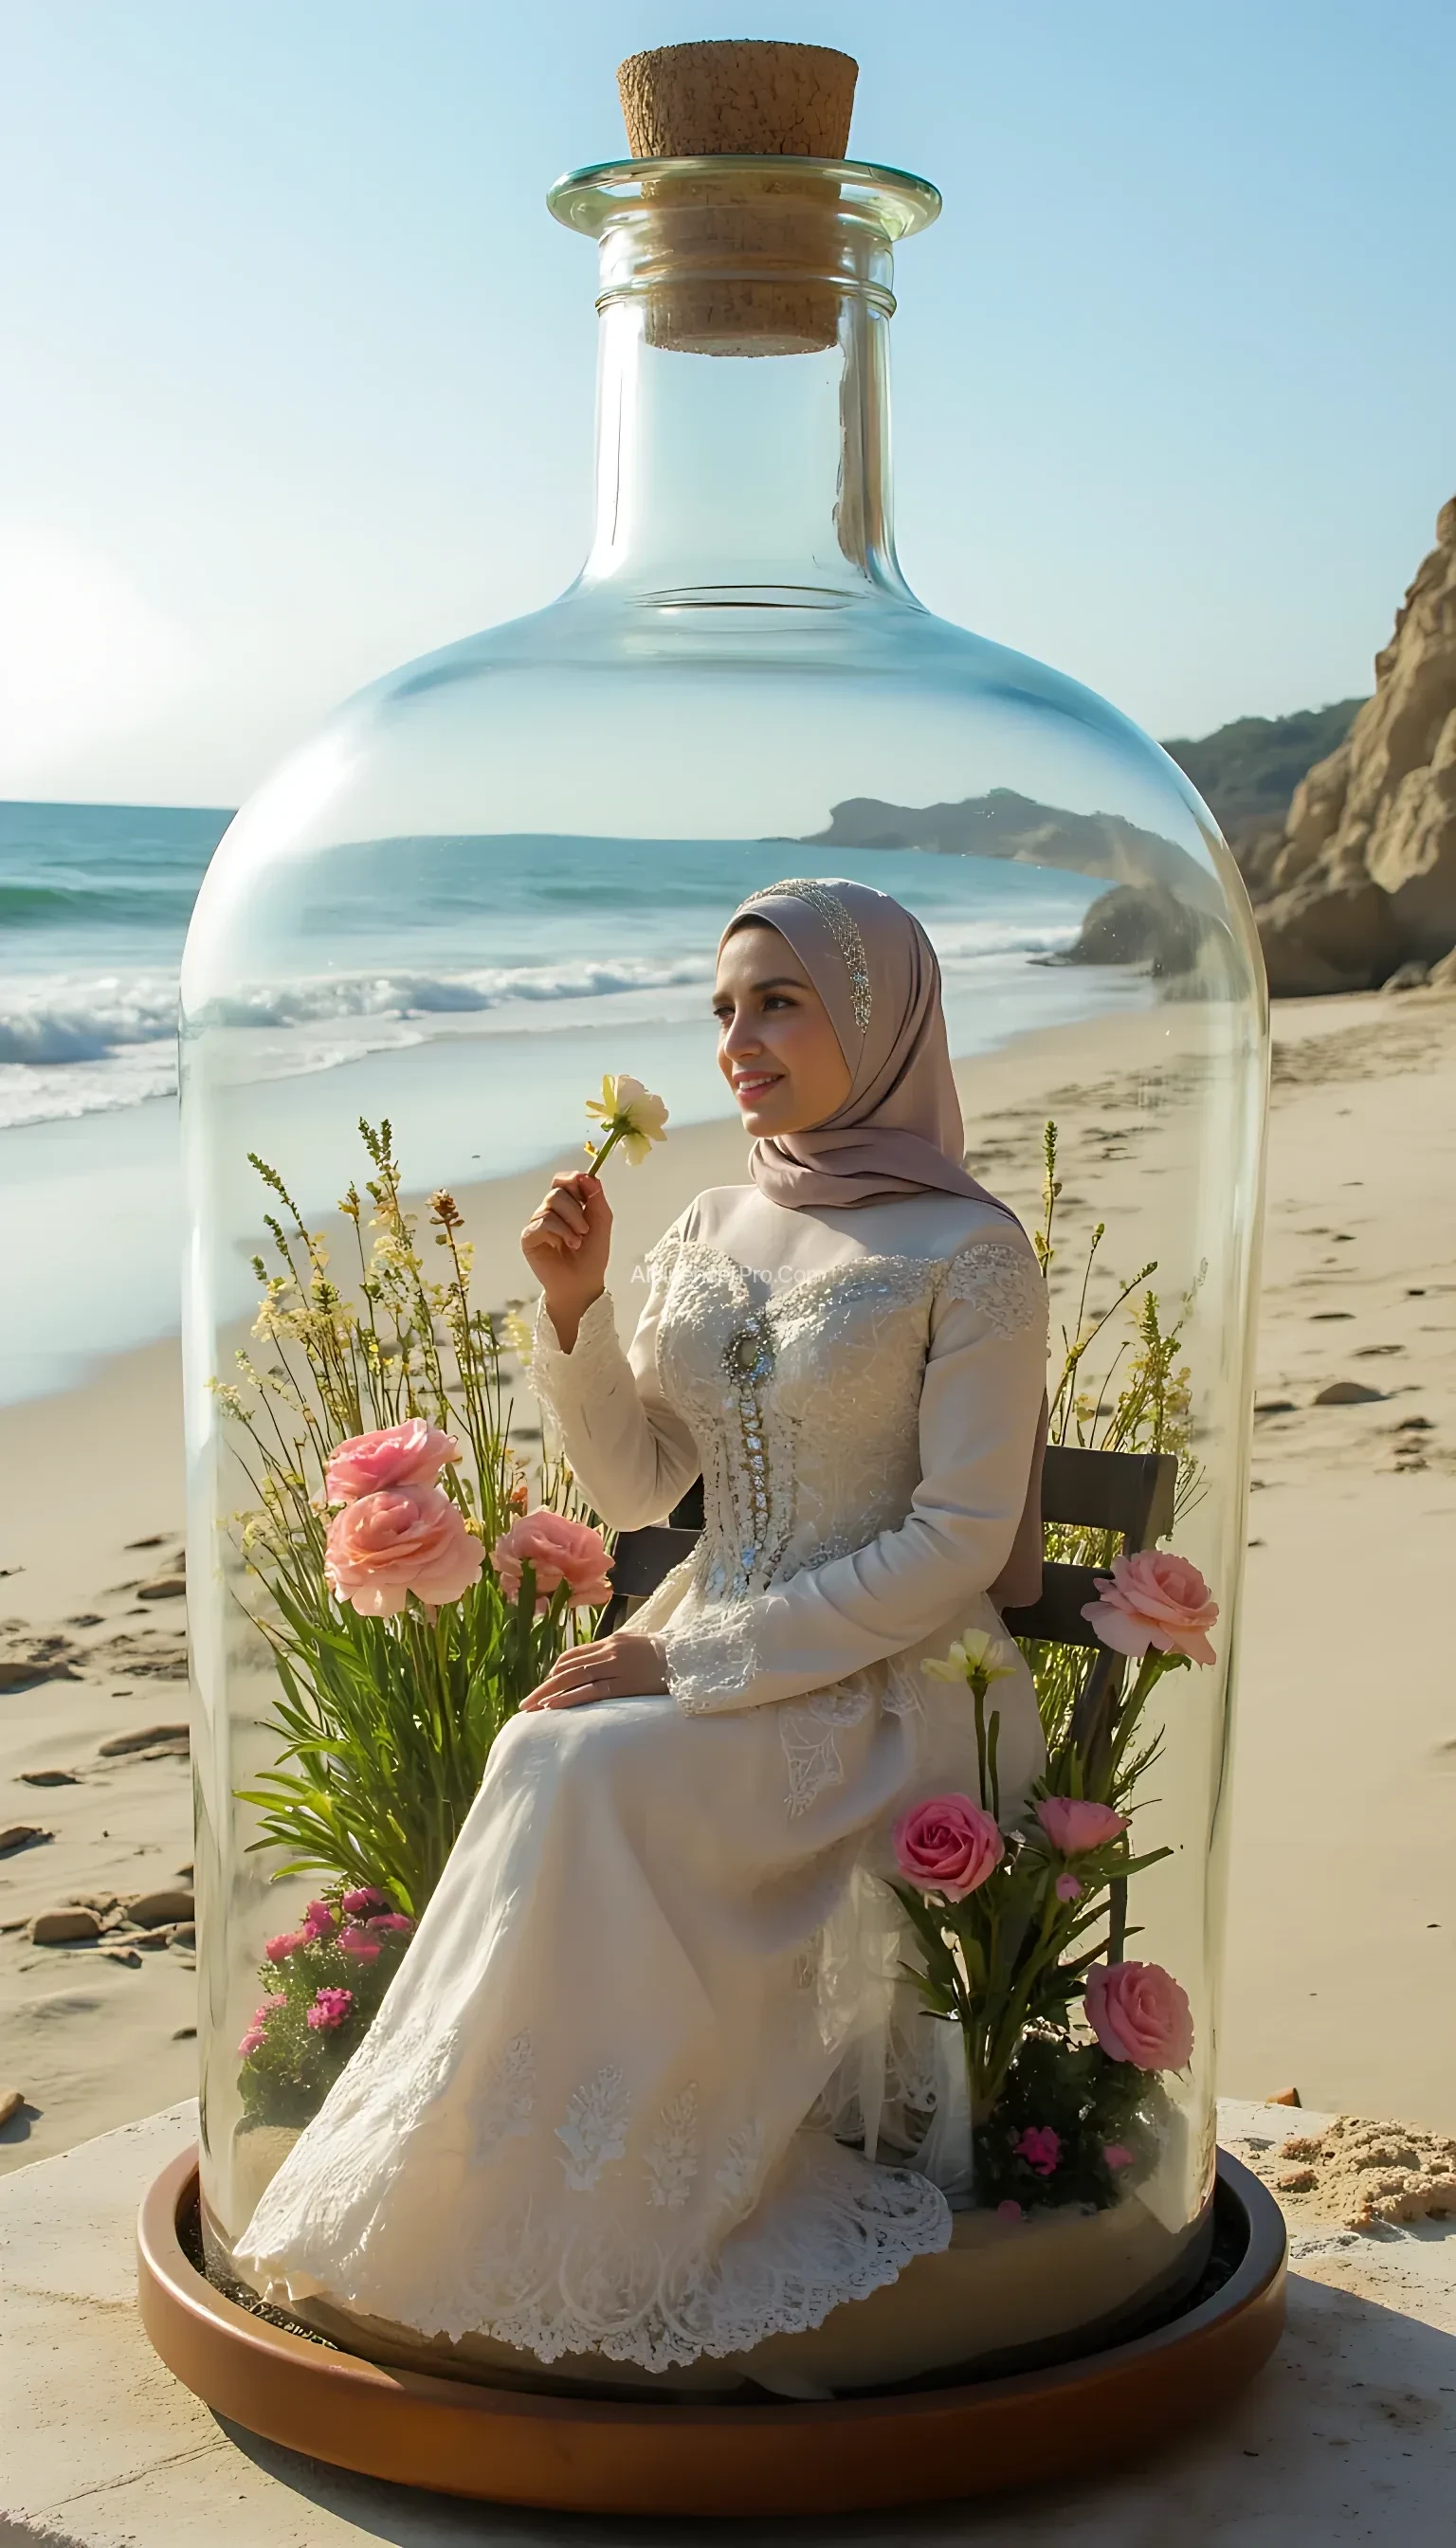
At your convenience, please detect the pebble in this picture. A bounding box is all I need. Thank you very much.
[0,1825,52,1858]
[136,1575,187,1602]
[124,1535,166,1549]
[30,1906,102,1944]
[0,2089,25,2128]
[100,1944,142,1967]
[173,2026,197,2041]
[1266,2086,1302,2106]
[1315,1379,1386,1405]
[97,1723,189,1758]
[127,1887,195,1928]
[18,1768,79,1787]
[0,1660,75,1691]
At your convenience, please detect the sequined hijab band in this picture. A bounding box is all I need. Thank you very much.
[721,878,1004,1212]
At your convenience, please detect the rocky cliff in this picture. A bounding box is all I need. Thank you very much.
[1244,497,1456,995]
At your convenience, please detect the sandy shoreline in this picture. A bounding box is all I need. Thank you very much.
[3,988,1455,2165]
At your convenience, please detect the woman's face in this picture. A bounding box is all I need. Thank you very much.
[713,922,853,1137]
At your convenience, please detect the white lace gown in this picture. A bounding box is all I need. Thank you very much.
[236,1182,1048,2372]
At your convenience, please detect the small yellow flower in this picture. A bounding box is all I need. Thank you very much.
[922,1629,1019,1696]
[584,1073,669,1170]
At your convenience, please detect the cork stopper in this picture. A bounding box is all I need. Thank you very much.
[612,43,861,358]
[616,40,857,159]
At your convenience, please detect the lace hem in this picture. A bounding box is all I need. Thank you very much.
[938,1237,1047,1339]
[246,2143,951,2374]
[659,1597,759,1713]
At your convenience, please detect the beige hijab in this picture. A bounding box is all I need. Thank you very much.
[721,878,1046,1609]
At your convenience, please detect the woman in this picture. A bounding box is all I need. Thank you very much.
[237,879,1048,2377]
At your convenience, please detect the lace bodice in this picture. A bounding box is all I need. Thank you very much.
[533,1183,1048,1718]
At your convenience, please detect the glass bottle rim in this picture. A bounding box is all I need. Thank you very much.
[547,155,942,245]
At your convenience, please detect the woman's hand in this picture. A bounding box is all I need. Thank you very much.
[520,1630,668,1711]
[520,1170,612,1351]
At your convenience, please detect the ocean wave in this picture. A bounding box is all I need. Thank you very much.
[0,912,1083,1130]
[195,953,720,1031]
[0,974,180,1065]
[0,878,201,929]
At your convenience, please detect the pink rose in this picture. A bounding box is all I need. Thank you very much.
[306,1986,354,2032]
[325,1483,484,1617]
[1081,1551,1218,1666]
[491,1508,613,1611]
[238,2021,266,2057]
[1103,2143,1135,2171]
[337,1925,381,1959]
[1015,2125,1061,2177]
[1036,1796,1129,1855]
[300,1899,337,1939]
[1085,1960,1194,2071]
[893,1793,1004,1900]
[340,1886,389,1918]
[324,1419,460,1504]
[366,1911,414,1935]
[264,1929,304,1963]
[1055,1872,1083,1902]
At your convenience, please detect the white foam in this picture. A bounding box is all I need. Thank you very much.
[0,912,1086,1132]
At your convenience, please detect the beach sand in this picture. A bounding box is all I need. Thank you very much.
[3,988,1455,2168]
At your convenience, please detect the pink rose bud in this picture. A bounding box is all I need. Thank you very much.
[300,1900,337,1938]
[1081,1550,1218,1665]
[491,1509,613,1611]
[366,1911,414,1934]
[1085,1960,1195,2071]
[325,1419,461,1504]
[1015,2125,1062,2177]
[892,1793,1004,1900]
[995,2199,1024,2221]
[1103,2143,1135,2171]
[1055,1872,1083,1902]
[340,1886,389,1918]
[237,2023,266,2057]
[325,1483,484,1618]
[305,1986,354,2032]
[1035,1795,1129,1855]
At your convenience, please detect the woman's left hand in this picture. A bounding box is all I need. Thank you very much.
[521,1631,669,1711]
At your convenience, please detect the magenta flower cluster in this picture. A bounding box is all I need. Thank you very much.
[240,1884,417,2072]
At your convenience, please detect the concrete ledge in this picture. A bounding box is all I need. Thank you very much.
[1,2099,1452,2545]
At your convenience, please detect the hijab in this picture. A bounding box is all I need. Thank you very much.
[719,877,1046,1609]
[722,876,993,1210]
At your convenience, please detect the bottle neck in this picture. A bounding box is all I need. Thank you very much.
[579,284,906,603]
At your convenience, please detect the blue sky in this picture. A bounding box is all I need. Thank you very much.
[2,0,1451,805]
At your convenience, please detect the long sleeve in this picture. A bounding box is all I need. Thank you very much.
[531,1237,701,1531]
[658,1235,1047,1714]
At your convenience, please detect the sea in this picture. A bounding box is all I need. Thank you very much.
[0,801,1150,1406]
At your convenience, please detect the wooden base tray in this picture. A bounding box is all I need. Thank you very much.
[136,2147,1285,2516]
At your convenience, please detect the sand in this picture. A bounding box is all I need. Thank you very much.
[3,987,1456,2171]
